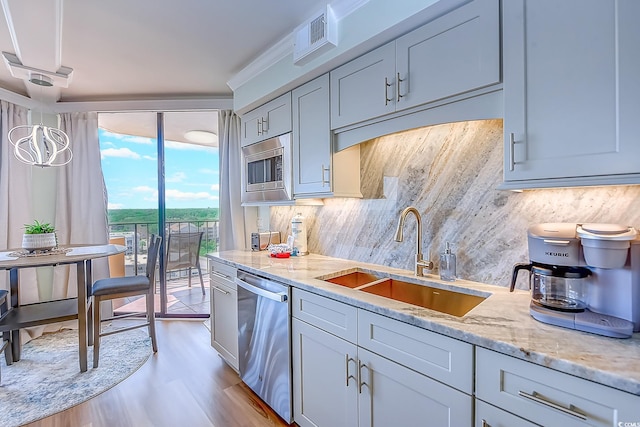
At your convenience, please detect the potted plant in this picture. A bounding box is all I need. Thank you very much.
[22,220,58,252]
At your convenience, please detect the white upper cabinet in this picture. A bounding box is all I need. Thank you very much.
[395,0,499,111]
[241,92,292,147]
[502,0,640,188]
[330,0,500,130]
[292,74,333,196]
[292,74,362,199]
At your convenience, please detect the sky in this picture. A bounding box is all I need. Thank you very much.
[99,128,219,210]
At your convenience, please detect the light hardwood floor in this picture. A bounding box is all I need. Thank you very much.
[25,319,293,427]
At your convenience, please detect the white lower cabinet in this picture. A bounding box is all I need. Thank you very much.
[292,318,358,427]
[358,347,472,427]
[476,347,640,427]
[292,288,473,427]
[208,259,238,371]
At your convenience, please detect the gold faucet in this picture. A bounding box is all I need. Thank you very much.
[394,206,433,277]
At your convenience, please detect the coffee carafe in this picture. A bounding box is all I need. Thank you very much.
[511,223,639,338]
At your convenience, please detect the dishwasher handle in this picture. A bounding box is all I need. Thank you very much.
[235,277,288,302]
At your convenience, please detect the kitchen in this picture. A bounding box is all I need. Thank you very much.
[211,0,640,426]
[0,0,638,425]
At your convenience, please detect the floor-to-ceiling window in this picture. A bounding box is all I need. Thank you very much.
[98,111,219,317]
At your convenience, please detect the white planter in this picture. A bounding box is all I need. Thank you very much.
[22,233,57,252]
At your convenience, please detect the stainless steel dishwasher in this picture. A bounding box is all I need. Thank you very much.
[236,270,292,423]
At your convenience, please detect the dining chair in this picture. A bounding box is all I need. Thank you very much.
[0,289,13,381]
[91,234,162,368]
[165,231,205,295]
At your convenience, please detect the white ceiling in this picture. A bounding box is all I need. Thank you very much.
[0,0,334,141]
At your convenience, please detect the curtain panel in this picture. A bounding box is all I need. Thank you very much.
[0,100,31,293]
[218,110,246,250]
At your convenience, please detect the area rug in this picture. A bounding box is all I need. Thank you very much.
[0,328,152,427]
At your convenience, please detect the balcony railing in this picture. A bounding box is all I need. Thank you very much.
[108,220,219,277]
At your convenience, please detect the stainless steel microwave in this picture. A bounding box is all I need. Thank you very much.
[241,133,292,204]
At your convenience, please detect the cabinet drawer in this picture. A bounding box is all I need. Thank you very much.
[476,347,640,427]
[292,289,358,343]
[209,259,237,289]
[357,310,473,394]
[475,400,537,427]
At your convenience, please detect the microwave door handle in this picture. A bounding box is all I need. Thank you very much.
[235,277,288,302]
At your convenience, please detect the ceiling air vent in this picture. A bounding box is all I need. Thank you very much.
[293,5,337,66]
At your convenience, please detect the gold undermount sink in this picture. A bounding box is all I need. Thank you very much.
[318,269,487,317]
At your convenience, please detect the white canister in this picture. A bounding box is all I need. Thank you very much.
[291,212,308,255]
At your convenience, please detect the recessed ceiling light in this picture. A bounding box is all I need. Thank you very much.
[184,130,217,144]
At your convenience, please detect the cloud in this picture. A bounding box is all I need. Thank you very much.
[166,188,218,201]
[143,155,156,161]
[210,183,219,191]
[166,172,187,183]
[101,130,153,145]
[101,147,141,159]
[165,140,217,152]
[108,202,124,209]
[133,186,156,194]
[199,168,218,175]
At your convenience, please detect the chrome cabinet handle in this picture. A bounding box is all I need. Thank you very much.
[509,132,516,171]
[481,420,489,427]
[397,72,404,102]
[210,270,232,281]
[257,119,262,136]
[518,391,587,421]
[358,361,369,393]
[211,285,230,295]
[384,77,393,106]
[321,164,330,187]
[261,117,268,133]
[345,355,356,386]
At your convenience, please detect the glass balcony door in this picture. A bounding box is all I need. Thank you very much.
[99,111,219,318]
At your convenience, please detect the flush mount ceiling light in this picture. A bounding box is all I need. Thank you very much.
[184,130,217,144]
[8,74,72,167]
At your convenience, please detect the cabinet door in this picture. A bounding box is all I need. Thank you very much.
[358,348,472,427]
[292,74,332,197]
[503,0,640,184]
[330,41,396,129]
[210,278,238,370]
[262,92,292,139]
[292,318,359,427]
[241,110,262,147]
[475,400,537,427]
[241,92,292,147]
[396,0,499,111]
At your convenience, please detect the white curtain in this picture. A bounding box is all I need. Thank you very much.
[0,100,32,293]
[54,112,110,300]
[218,110,246,250]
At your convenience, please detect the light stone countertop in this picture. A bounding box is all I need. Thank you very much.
[207,250,640,396]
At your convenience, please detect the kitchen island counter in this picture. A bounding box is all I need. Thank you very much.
[207,250,640,396]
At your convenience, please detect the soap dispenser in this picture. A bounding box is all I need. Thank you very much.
[440,242,456,281]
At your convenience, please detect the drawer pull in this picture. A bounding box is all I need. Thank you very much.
[210,270,232,281]
[518,390,587,421]
[397,72,404,102]
[481,420,489,427]
[321,164,330,187]
[212,285,230,295]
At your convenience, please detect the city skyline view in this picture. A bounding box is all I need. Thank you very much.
[99,128,219,210]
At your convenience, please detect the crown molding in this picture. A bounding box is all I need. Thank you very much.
[53,97,234,113]
[226,0,369,92]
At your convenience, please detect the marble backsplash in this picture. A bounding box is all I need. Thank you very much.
[270,119,640,288]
